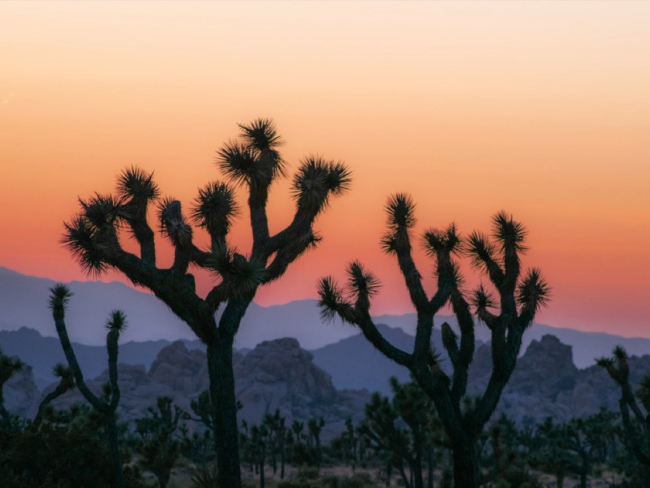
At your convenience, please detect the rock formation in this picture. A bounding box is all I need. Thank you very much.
[8,333,650,431]
[41,338,369,438]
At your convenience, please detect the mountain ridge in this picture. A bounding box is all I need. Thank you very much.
[2,267,650,370]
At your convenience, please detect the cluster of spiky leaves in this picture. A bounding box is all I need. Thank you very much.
[0,347,25,386]
[217,118,286,186]
[422,223,462,256]
[516,268,550,314]
[52,363,75,390]
[381,193,416,254]
[106,310,128,333]
[117,166,160,203]
[205,245,266,297]
[191,181,239,238]
[292,156,352,212]
[48,284,73,321]
[62,214,112,276]
[471,283,496,311]
[346,261,381,305]
[157,198,192,247]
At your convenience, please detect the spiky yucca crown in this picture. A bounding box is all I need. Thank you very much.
[0,347,25,384]
[63,119,351,298]
[320,197,550,321]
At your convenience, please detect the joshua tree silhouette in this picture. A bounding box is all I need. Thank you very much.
[49,284,127,488]
[318,195,549,487]
[61,118,351,487]
[597,346,650,485]
[0,346,25,430]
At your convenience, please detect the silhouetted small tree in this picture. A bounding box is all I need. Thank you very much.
[49,284,127,488]
[61,118,351,488]
[0,346,24,430]
[319,196,549,487]
[135,396,188,488]
[597,346,650,486]
[358,378,443,488]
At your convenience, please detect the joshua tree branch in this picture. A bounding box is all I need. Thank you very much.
[356,314,413,368]
[53,313,106,413]
[262,232,316,284]
[619,399,650,466]
[449,290,475,402]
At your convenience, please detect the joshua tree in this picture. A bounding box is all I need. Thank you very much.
[318,195,549,487]
[49,284,127,488]
[0,346,25,430]
[262,409,287,478]
[61,118,350,487]
[597,346,650,485]
[307,416,325,469]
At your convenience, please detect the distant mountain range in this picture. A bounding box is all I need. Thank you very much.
[2,266,650,388]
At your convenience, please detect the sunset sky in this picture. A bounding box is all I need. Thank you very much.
[1,2,649,337]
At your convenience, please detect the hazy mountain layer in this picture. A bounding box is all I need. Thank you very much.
[2,267,650,369]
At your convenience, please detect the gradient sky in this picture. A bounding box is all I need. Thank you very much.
[1,2,649,337]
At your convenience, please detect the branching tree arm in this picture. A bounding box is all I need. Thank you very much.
[36,363,74,420]
[318,275,413,368]
[50,285,106,412]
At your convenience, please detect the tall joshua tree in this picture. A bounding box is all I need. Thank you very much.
[318,195,549,487]
[61,118,351,487]
[597,346,650,485]
[50,284,127,488]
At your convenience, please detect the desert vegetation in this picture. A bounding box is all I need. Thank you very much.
[0,120,649,488]
[318,196,548,487]
[2,360,650,487]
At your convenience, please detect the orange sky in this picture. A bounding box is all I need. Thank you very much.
[1,1,649,337]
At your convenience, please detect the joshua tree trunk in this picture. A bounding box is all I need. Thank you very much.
[207,337,242,487]
[411,455,424,488]
[426,446,434,488]
[0,389,11,429]
[452,441,479,488]
[107,412,126,488]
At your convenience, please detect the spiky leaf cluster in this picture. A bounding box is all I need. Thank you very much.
[292,156,352,212]
[492,211,528,252]
[117,166,159,202]
[471,283,495,311]
[381,193,417,254]
[206,245,266,297]
[422,223,462,256]
[516,268,550,314]
[346,261,381,304]
[48,284,73,320]
[217,118,286,186]
[157,198,192,246]
[106,310,128,333]
[191,181,239,237]
[0,348,25,385]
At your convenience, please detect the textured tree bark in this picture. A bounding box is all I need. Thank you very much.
[208,339,242,488]
[453,441,479,488]
[412,455,424,488]
[106,412,125,488]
